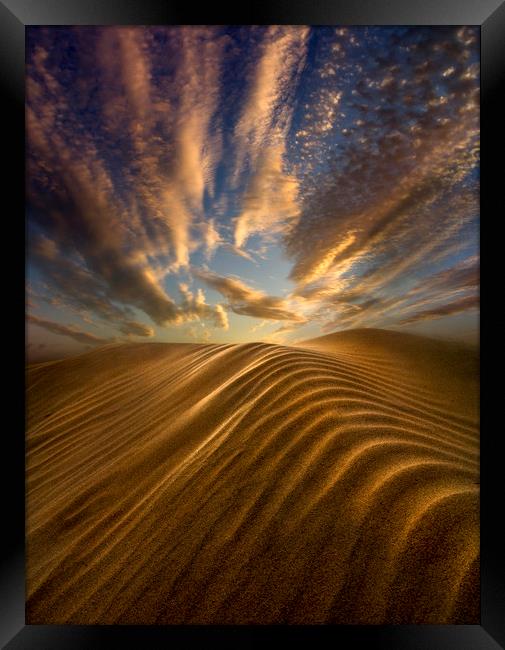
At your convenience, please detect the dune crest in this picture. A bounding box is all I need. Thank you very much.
[26,329,479,624]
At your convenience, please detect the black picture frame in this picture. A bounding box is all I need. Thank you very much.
[2,1,503,648]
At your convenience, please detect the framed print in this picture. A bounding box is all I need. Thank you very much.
[1,0,503,648]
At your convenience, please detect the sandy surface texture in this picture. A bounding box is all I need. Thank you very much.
[26,328,479,624]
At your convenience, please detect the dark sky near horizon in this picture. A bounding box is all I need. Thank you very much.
[26,26,479,359]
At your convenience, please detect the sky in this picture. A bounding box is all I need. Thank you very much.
[26,26,479,361]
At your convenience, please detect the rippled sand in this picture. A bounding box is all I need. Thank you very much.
[26,328,479,624]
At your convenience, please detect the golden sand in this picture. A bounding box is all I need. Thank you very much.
[26,328,479,624]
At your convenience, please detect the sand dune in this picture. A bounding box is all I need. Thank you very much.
[26,328,479,624]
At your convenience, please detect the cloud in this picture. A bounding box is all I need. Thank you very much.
[233,26,309,180]
[198,219,222,260]
[27,314,113,345]
[233,144,300,248]
[279,27,479,335]
[398,294,479,325]
[178,283,229,330]
[304,253,479,335]
[27,28,227,330]
[29,236,136,323]
[406,257,479,298]
[250,320,267,333]
[230,303,300,321]
[96,27,226,270]
[220,243,257,264]
[187,323,212,343]
[229,27,308,251]
[118,321,155,337]
[158,28,226,268]
[264,320,308,344]
[194,269,304,321]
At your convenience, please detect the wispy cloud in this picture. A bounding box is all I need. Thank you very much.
[198,219,223,260]
[316,256,479,333]
[264,320,308,344]
[119,321,155,337]
[220,243,257,264]
[27,314,113,345]
[398,294,479,325]
[406,256,479,298]
[194,269,304,321]
[233,26,309,181]
[233,144,300,248]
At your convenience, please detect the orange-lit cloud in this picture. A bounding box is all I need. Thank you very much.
[198,219,223,260]
[194,269,304,322]
[233,26,309,181]
[178,283,229,330]
[119,321,156,337]
[234,144,300,248]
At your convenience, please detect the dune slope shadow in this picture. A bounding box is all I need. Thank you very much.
[25,329,479,624]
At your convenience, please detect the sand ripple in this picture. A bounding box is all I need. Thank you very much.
[26,329,479,624]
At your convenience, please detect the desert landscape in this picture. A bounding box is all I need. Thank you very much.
[26,26,480,625]
[26,328,479,624]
